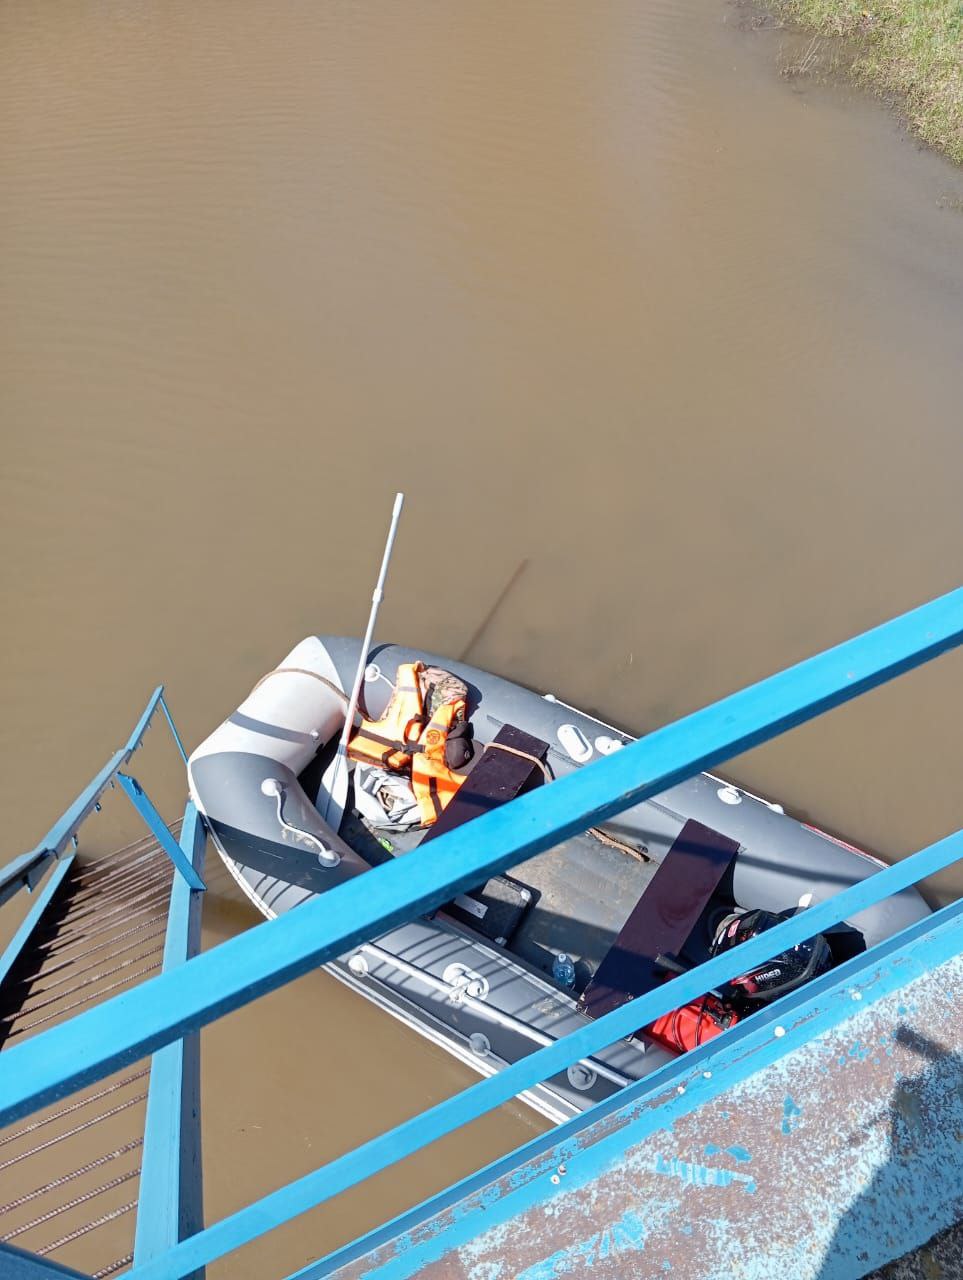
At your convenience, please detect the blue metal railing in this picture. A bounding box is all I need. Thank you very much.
[1,586,962,1280]
[0,688,204,1280]
[0,686,201,913]
[0,857,77,993]
[0,683,200,1086]
[133,802,206,1280]
[124,828,963,1280]
[305,890,963,1280]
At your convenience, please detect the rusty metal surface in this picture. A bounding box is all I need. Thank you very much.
[331,950,963,1280]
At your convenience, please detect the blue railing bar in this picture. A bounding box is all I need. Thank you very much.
[133,801,206,1278]
[0,585,961,1124]
[1,1241,92,1277]
[116,776,206,892]
[124,685,166,755]
[0,853,55,912]
[119,826,963,1280]
[159,694,189,768]
[0,751,122,910]
[0,856,75,991]
[0,686,166,906]
[299,893,963,1280]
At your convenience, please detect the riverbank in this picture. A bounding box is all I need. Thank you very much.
[770,0,963,165]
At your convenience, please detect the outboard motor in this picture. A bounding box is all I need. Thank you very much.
[710,907,834,1006]
[645,905,836,1056]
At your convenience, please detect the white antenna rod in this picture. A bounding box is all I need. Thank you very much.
[323,492,405,824]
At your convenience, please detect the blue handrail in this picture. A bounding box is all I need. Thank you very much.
[296,891,963,1280]
[133,801,206,1277]
[1,586,962,1280]
[0,686,164,906]
[0,687,189,908]
[124,840,963,1280]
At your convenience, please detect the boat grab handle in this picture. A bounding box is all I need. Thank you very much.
[260,779,341,869]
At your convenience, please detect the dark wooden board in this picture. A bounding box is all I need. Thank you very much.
[427,723,548,944]
[578,819,740,1021]
[420,723,548,844]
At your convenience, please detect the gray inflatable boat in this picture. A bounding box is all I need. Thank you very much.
[188,636,929,1123]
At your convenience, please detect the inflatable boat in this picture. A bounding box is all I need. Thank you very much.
[188,636,930,1123]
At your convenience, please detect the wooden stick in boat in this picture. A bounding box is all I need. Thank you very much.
[322,493,405,826]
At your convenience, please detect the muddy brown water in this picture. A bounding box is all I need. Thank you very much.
[2,0,963,1274]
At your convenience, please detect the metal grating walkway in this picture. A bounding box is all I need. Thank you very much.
[0,830,176,1278]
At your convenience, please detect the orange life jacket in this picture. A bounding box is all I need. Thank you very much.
[411,697,468,825]
[347,662,426,770]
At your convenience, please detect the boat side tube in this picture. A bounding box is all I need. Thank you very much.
[188,638,369,895]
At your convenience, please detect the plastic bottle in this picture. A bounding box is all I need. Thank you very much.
[552,952,576,989]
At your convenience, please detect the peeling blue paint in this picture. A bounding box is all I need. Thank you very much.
[782,1097,803,1135]
[513,1209,648,1278]
[703,1144,751,1163]
[651,1154,757,1194]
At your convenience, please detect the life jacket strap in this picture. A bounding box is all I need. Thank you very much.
[353,727,426,755]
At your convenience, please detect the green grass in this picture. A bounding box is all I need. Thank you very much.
[774,0,963,163]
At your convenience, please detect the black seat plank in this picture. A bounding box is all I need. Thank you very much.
[426,723,547,945]
[578,819,740,1021]
[420,723,548,844]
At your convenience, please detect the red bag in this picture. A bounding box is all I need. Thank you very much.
[644,994,739,1054]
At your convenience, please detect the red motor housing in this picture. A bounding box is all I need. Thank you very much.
[644,993,739,1054]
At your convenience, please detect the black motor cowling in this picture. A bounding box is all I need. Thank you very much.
[710,908,834,1005]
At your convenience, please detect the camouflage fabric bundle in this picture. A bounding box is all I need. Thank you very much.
[419,666,468,719]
